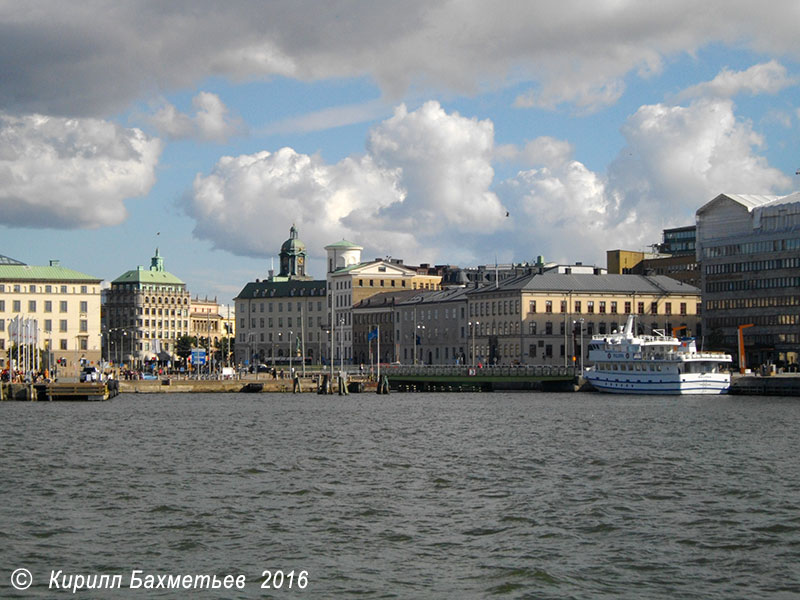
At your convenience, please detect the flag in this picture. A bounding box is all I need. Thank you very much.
[367,328,378,342]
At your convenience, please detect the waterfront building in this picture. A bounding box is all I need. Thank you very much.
[351,289,419,365]
[466,273,701,367]
[234,227,327,367]
[394,287,470,365]
[105,249,190,367]
[326,240,442,365]
[607,226,699,287]
[437,257,604,287]
[696,192,800,368]
[189,296,230,366]
[0,255,103,377]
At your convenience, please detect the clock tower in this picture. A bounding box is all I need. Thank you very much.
[278,225,310,280]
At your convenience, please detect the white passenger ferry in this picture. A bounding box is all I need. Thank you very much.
[584,315,732,395]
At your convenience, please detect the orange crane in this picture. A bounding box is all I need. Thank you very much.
[738,324,754,374]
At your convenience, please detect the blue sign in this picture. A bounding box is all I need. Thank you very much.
[191,349,206,365]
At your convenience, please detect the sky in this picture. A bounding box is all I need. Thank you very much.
[1,1,799,302]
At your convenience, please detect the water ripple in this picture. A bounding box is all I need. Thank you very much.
[1,392,799,598]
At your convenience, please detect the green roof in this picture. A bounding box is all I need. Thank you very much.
[113,267,185,286]
[0,263,101,282]
[325,239,362,249]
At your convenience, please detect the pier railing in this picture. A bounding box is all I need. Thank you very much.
[381,364,579,379]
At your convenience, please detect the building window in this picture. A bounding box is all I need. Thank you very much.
[561,300,567,313]
[650,302,658,315]
[60,301,68,313]
[574,301,581,313]
[80,320,87,332]
[638,302,645,314]
[29,301,36,312]
[60,339,67,350]
[529,301,537,314]
[599,301,606,314]
[665,302,672,315]
[680,302,687,316]
[545,300,552,313]
[611,301,618,314]
[80,338,88,350]
[545,322,553,335]
[13,300,21,312]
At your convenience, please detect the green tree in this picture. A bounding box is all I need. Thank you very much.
[175,335,196,363]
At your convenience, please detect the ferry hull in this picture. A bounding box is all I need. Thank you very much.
[585,373,730,395]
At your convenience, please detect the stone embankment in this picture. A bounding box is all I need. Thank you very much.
[119,376,374,394]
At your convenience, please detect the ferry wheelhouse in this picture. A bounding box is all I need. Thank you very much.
[584,315,732,395]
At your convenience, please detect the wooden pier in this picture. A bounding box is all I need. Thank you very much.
[1,381,119,401]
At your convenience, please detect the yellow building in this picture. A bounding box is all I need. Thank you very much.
[325,240,441,364]
[0,255,103,377]
[467,272,702,366]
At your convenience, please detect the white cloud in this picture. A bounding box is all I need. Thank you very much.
[262,99,391,135]
[183,147,404,259]
[497,97,793,265]
[496,136,574,169]
[366,102,506,234]
[183,102,507,265]
[150,92,244,142]
[0,113,161,229]
[609,98,792,220]
[183,96,792,268]
[676,60,797,101]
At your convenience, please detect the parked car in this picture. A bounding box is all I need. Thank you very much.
[80,366,100,382]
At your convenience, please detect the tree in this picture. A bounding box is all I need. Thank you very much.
[175,335,196,363]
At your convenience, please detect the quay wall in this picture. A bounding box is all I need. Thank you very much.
[729,374,800,396]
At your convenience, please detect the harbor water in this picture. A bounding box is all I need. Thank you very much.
[1,392,799,599]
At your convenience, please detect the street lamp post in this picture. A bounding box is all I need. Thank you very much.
[572,318,585,372]
[416,324,425,365]
[338,318,345,372]
[469,321,479,367]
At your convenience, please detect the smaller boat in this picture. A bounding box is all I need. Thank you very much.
[584,315,732,395]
